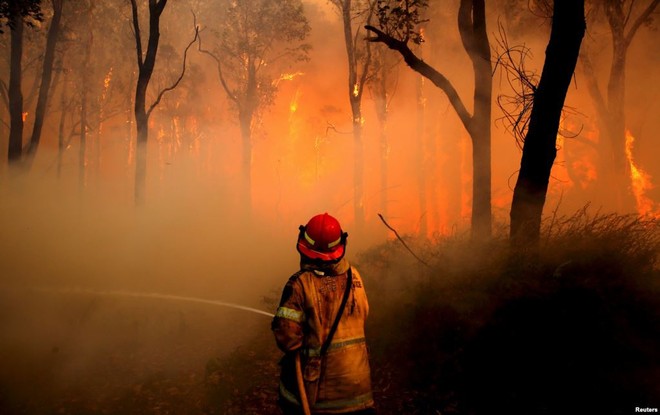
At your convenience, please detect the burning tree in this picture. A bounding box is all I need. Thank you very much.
[580,0,659,212]
[198,0,310,216]
[366,0,493,239]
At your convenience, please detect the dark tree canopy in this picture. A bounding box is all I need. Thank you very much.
[0,0,43,33]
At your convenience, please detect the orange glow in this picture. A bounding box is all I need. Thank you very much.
[625,130,659,218]
[22,112,28,122]
[353,83,360,97]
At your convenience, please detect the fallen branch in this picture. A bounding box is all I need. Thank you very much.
[378,213,430,268]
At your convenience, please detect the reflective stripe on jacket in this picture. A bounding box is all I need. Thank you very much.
[272,258,374,414]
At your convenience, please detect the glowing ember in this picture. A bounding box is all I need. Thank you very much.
[102,68,113,100]
[289,89,300,114]
[353,83,360,97]
[22,112,28,122]
[625,130,659,217]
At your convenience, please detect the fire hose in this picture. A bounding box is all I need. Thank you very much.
[295,352,312,415]
[29,287,312,413]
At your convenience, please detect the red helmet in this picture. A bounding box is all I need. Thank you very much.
[297,213,348,262]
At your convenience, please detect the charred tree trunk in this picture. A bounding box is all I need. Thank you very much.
[459,0,492,240]
[8,12,24,164]
[509,0,585,247]
[25,0,63,167]
[131,0,167,206]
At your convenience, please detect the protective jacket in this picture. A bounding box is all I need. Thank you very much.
[272,257,374,414]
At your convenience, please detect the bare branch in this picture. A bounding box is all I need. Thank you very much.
[493,23,538,147]
[197,31,238,103]
[147,26,199,117]
[378,213,430,268]
[624,0,659,47]
[365,24,472,132]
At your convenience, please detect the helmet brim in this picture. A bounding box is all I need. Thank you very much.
[297,239,345,262]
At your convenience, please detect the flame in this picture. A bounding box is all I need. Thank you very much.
[273,71,304,86]
[353,83,360,97]
[22,112,28,122]
[280,72,304,82]
[625,130,659,217]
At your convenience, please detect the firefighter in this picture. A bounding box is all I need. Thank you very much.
[272,213,375,415]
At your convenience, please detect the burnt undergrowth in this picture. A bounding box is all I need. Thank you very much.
[360,211,660,414]
[205,212,659,414]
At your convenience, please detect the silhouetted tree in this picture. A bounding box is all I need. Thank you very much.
[509,0,585,246]
[366,0,493,239]
[4,0,61,167]
[198,0,310,216]
[129,0,197,205]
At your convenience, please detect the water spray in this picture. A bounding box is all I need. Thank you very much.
[31,287,275,318]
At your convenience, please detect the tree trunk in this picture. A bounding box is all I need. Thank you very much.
[26,0,63,166]
[459,0,492,240]
[131,0,167,206]
[80,85,88,191]
[238,108,253,217]
[376,91,388,219]
[8,13,24,164]
[57,79,67,178]
[134,94,148,206]
[340,0,367,230]
[510,0,585,247]
[416,73,427,236]
[79,4,93,192]
[351,97,365,230]
[372,54,389,220]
